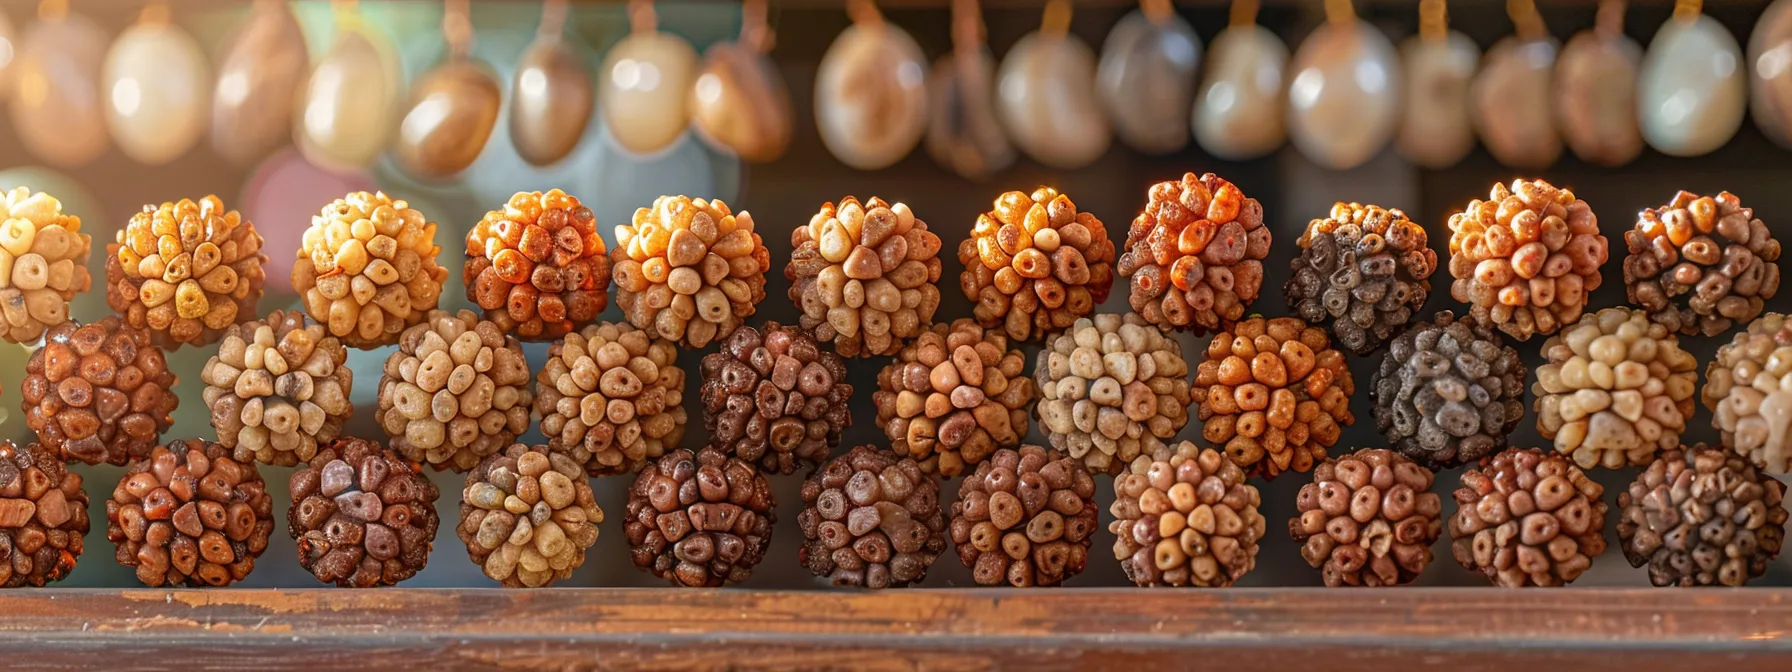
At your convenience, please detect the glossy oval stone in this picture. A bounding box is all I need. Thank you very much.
[925,47,1014,179]
[997,31,1111,169]
[1472,37,1560,169]
[296,26,401,172]
[600,31,698,156]
[1396,31,1478,168]
[1192,24,1287,161]
[1555,29,1643,166]
[1286,19,1402,170]
[211,2,308,166]
[1638,14,1745,157]
[690,41,793,163]
[1750,0,1792,147]
[394,59,502,178]
[10,12,109,168]
[103,19,210,166]
[815,23,928,171]
[510,36,593,167]
[1097,9,1201,155]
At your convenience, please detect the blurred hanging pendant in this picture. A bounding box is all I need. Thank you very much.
[600,0,697,156]
[816,0,927,170]
[103,3,210,166]
[1192,0,1286,161]
[1751,0,1792,147]
[394,0,501,178]
[690,0,792,162]
[1639,0,1744,157]
[0,10,17,102]
[296,0,401,172]
[10,0,108,168]
[996,0,1110,169]
[926,0,1012,179]
[1396,0,1477,168]
[1098,0,1201,155]
[1555,0,1642,166]
[511,0,593,166]
[212,0,308,166]
[1286,0,1402,169]
[1472,0,1559,169]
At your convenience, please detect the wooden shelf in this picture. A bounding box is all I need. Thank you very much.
[1,588,1787,669]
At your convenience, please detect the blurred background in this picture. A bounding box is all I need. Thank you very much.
[0,0,1790,589]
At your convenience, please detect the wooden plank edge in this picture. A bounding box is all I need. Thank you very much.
[0,588,1785,671]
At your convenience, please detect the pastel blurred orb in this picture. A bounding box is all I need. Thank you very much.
[212,1,308,166]
[10,11,109,168]
[1473,37,1560,169]
[1396,31,1478,168]
[1192,24,1287,161]
[1286,19,1402,170]
[1098,9,1201,155]
[241,149,376,294]
[1639,14,1746,157]
[1555,29,1643,166]
[600,31,697,156]
[395,59,502,179]
[997,32,1111,169]
[297,25,401,172]
[690,41,793,163]
[815,23,929,170]
[104,19,210,165]
[511,36,593,166]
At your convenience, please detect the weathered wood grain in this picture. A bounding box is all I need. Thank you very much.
[0,589,1785,670]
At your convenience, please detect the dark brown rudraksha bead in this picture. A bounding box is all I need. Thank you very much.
[1288,448,1442,587]
[105,439,275,587]
[701,322,850,475]
[948,445,1097,587]
[624,447,775,587]
[22,316,177,465]
[1449,447,1606,587]
[797,446,944,588]
[1617,444,1787,587]
[289,438,440,587]
[0,441,88,586]
[1624,190,1780,336]
[1285,202,1436,355]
